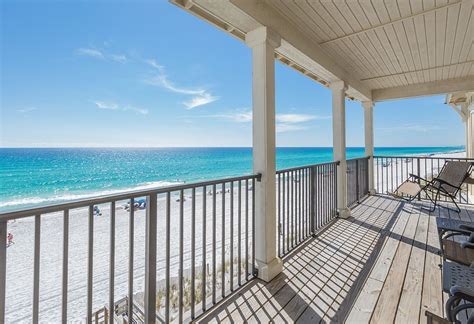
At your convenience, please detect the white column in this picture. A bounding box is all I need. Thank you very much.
[362,101,376,194]
[466,111,473,158]
[245,26,282,282]
[331,80,351,218]
[466,110,474,202]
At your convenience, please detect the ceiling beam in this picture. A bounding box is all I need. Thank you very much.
[230,0,372,101]
[319,1,461,46]
[372,76,474,101]
[361,61,474,82]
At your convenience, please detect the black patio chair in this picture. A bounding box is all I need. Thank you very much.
[390,161,473,213]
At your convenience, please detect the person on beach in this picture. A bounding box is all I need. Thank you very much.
[6,232,14,247]
[93,206,102,216]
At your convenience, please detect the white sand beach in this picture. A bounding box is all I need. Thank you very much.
[5,187,255,322]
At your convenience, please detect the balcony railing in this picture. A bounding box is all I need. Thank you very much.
[374,156,474,205]
[0,174,260,323]
[276,161,339,258]
[347,157,370,207]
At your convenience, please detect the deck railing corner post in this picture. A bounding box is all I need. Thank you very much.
[144,194,157,323]
[417,158,421,201]
[310,166,316,234]
[0,220,6,323]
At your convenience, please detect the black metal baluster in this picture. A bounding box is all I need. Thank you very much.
[212,184,216,304]
[201,187,207,312]
[221,183,225,299]
[237,181,241,286]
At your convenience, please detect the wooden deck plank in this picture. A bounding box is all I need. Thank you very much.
[395,203,430,323]
[345,200,411,323]
[322,198,402,322]
[211,197,386,323]
[419,201,444,324]
[295,197,394,322]
[369,203,420,324]
[195,196,474,324]
[274,196,390,322]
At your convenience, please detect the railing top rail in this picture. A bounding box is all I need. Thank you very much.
[374,155,474,161]
[0,173,261,220]
[276,160,340,174]
[347,156,371,162]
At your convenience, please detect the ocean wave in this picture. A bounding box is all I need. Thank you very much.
[0,180,182,209]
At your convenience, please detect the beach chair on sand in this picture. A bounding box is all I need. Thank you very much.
[389,161,474,213]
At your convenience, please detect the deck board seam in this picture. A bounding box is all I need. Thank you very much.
[208,196,384,322]
[322,198,402,322]
[368,201,419,323]
[288,197,395,322]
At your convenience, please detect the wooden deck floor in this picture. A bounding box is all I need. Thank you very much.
[196,195,474,323]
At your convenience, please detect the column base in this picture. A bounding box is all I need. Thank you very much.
[338,207,351,219]
[256,257,283,282]
[369,189,376,195]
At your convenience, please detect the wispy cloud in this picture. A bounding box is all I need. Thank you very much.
[76,47,127,63]
[94,101,119,110]
[210,110,324,132]
[145,59,163,71]
[76,48,105,59]
[17,107,37,114]
[276,114,329,123]
[276,123,306,133]
[144,59,218,109]
[377,123,444,132]
[210,111,252,123]
[183,93,218,109]
[124,105,148,115]
[110,54,127,63]
[93,101,148,115]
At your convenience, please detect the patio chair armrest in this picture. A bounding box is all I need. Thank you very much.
[459,224,474,232]
[450,286,474,303]
[447,287,474,322]
[424,311,450,323]
[442,231,472,241]
[409,173,429,183]
[460,241,474,249]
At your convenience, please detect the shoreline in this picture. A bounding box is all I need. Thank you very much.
[1,148,467,213]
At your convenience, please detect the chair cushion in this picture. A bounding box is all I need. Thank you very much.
[396,181,422,197]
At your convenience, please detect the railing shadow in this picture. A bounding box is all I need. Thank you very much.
[328,199,406,323]
[195,195,449,323]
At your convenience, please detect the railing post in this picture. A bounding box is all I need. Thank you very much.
[310,166,316,236]
[366,158,370,195]
[417,158,421,201]
[356,159,360,203]
[0,220,6,323]
[144,194,157,323]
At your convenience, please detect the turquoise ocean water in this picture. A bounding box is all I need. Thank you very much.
[0,146,464,212]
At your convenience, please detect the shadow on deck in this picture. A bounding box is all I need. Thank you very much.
[195,195,474,323]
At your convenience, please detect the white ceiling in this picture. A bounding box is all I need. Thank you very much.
[171,0,474,101]
[265,0,473,89]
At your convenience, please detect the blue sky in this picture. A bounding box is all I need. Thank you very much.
[0,0,466,148]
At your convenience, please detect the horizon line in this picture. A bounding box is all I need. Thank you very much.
[0,145,465,149]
